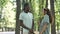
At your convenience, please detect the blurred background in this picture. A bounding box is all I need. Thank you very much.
[0,0,60,34]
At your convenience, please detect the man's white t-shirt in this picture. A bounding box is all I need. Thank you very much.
[19,11,33,34]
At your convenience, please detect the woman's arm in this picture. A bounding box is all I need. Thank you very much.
[40,23,47,34]
[40,14,49,34]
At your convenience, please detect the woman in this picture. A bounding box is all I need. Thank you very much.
[39,8,54,34]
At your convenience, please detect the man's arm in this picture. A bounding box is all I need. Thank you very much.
[29,19,35,34]
[32,19,34,29]
[20,20,34,33]
[20,20,30,30]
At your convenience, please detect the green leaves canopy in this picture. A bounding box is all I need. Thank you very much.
[0,0,9,7]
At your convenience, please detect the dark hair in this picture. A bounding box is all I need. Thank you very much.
[23,3,29,10]
[44,8,52,23]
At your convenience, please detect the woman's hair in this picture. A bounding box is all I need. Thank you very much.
[44,8,52,23]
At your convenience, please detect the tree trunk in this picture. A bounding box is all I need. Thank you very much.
[15,0,21,34]
[45,0,48,8]
[50,0,56,34]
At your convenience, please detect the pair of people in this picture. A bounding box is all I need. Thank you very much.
[19,3,54,34]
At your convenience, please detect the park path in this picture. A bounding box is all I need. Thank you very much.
[0,31,60,34]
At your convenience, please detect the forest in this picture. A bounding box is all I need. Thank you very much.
[0,0,60,34]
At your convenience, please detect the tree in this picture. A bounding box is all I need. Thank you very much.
[15,0,21,34]
[55,0,60,31]
[45,0,48,8]
[0,0,9,31]
[0,0,9,18]
[50,0,56,34]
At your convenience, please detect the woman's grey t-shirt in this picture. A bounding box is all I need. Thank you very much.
[39,14,50,34]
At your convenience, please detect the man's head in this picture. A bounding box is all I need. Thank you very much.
[23,3,30,13]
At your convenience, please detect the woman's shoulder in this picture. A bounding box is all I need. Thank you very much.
[44,14,49,18]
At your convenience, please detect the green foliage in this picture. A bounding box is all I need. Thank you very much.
[0,0,16,29]
[55,0,60,30]
[30,0,45,31]
[0,0,9,7]
[0,0,60,32]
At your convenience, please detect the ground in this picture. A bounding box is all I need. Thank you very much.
[0,30,60,34]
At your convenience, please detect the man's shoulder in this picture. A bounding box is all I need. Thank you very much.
[28,12,33,15]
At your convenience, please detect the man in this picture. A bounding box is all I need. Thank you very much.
[19,3,34,34]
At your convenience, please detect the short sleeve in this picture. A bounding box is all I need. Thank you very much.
[32,14,33,20]
[43,15,49,24]
[19,13,23,20]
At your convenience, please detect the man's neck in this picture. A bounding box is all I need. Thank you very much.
[24,11,28,13]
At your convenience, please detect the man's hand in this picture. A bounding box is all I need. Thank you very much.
[29,29,35,34]
[29,29,33,33]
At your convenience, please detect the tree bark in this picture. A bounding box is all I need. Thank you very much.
[50,0,56,34]
[15,0,21,34]
[45,0,48,8]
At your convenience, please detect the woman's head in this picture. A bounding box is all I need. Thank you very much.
[43,8,50,15]
[43,8,52,23]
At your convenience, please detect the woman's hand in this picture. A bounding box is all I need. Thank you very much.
[40,32,43,34]
[29,29,35,34]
